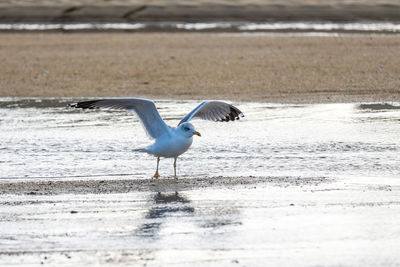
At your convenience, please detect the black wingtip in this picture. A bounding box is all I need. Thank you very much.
[68,100,102,109]
[230,105,244,121]
[218,105,244,122]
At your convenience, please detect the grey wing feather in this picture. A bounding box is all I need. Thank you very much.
[69,98,170,139]
[178,101,244,126]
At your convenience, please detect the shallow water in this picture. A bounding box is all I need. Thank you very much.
[1,98,399,181]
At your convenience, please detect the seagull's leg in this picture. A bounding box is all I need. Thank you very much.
[173,157,178,179]
[153,157,160,179]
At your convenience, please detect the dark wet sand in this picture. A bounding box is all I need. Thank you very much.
[2,0,400,22]
[1,33,400,103]
[0,176,328,195]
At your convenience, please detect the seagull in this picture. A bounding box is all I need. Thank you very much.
[69,98,244,178]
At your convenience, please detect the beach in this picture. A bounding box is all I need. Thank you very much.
[1,3,400,264]
[1,33,400,103]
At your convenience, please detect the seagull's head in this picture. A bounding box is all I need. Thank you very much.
[179,122,201,138]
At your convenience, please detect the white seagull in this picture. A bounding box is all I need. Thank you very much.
[70,98,244,178]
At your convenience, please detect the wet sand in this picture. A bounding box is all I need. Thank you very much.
[1,0,400,22]
[0,176,328,195]
[1,33,400,103]
[1,175,399,266]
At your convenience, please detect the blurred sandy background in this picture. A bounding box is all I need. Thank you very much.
[1,33,399,103]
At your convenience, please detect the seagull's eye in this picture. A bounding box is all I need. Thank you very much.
[183,127,190,131]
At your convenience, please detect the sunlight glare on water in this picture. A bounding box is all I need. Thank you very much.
[0,99,399,180]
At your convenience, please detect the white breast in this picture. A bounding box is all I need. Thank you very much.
[147,131,193,158]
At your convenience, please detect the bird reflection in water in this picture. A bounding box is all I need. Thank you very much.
[136,192,194,238]
[136,191,242,240]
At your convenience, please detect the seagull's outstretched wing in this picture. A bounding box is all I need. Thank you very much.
[179,101,244,126]
[70,98,169,139]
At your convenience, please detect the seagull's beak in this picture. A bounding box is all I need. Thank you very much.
[193,131,201,137]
